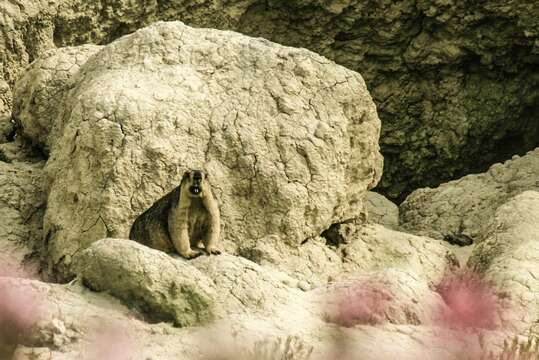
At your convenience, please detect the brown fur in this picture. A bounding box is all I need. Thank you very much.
[129,170,221,259]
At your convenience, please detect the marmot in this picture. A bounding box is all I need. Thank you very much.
[129,170,221,259]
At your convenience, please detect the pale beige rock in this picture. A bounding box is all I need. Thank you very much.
[13,21,382,277]
[364,191,399,229]
[0,276,203,359]
[468,191,539,332]
[2,3,536,358]
[191,253,304,316]
[0,274,497,360]
[400,148,539,242]
[70,235,453,333]
[320,268,447,326]
[0,161,46,278]
[245,224,457,286]
[74,239,318,324]
[12,347,52,360]
[242,235,344,287]
[0,0,57,87]
[341,224,458,284]
[12,45,101,151]
[74,238,218,327]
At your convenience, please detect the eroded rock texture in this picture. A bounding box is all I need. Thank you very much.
[2,3,537,359]
[469,191,539,332]
[238,1,539,201]
[3,0,539,199]
[0,113,14,143]
[13,21,381,277]
[400,148,539,242]
[0,0,57,116]
[0,161,46,278]
[12,45,101,149]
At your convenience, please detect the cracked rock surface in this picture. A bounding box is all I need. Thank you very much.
[75,239,314,325]
[13,45,101,151]
[400,147,539,242]
[13,21,382,278]
[3,0,539,200]
[191,253,306,316]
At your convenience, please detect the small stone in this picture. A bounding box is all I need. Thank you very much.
[298,281,311,291]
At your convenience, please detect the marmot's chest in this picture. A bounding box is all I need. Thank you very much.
[187,201,209,234]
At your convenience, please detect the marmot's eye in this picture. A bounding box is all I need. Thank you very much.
[193,171,203,181]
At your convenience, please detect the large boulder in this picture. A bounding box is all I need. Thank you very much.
[13,21,382,277]
[74,238,218,327]
[74,239,323,325]
[468,191,539,331]
[400,148,539,242]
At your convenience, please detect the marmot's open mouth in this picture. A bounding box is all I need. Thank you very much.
[189,186,202,195]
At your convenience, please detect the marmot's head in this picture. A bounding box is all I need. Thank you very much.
[182,170,209,198]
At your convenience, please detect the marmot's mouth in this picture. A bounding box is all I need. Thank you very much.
[189,186,202,195]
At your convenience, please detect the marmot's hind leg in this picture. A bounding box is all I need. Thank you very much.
[150,221,175,253]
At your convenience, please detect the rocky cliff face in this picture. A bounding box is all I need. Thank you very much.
[2,3,539,360]
[2,0,538,200]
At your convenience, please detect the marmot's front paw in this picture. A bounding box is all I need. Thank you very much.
[205,247,222,255]
[183,250,202,259]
